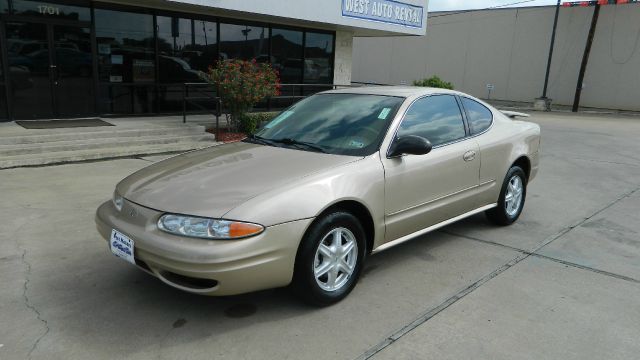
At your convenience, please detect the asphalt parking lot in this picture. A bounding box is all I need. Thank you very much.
[1,111,639,360]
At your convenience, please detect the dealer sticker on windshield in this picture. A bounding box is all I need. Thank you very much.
[378,107,392,120]
[110,229,135,265]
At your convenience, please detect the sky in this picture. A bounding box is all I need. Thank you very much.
[428,0,559,11]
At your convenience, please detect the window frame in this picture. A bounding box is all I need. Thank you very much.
[458,96,494,137]
[270,26,304,84]
[387,93,471,157]
[302,30,335,85]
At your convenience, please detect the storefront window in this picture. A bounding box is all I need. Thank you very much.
[157,17,191,55]
[0,1,335,117]
[95,9,155,114]
[271,28,303,84]
[220,23,268,61]
[12,0,91,21]
[157,16,206,84]
[192,20,217,72]
[95,9,155,84]
[304,32,334,84]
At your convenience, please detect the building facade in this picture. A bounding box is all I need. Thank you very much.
[353,4,640,111]
[0,0,428,121]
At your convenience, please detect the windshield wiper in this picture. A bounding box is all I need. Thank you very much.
[271,138,328,153]
[245,134,277,147]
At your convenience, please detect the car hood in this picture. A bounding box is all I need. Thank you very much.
[118,141,358,219]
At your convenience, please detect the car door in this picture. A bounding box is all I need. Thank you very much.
[381,94,481,242]
[459,96,501,206]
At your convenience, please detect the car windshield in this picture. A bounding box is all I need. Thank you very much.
[251,93,405,156]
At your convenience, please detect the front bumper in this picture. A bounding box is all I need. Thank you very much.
[95,200,312,296]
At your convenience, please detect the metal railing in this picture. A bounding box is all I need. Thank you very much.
[182,82,222,139]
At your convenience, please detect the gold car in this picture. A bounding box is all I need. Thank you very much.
[96,87,540,305]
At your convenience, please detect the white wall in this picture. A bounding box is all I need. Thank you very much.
[352,4,640,111]
[334,31,355,85]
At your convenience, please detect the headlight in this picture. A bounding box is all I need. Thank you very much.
[157,214,264,239]
[113,191,124,212]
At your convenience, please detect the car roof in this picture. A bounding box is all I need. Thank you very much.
[321,86,463,98]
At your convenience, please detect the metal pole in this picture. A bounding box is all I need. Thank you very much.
[182,84,187,123]
[572,4,601,112]
[216,97,220,141]
[542,0,561,99]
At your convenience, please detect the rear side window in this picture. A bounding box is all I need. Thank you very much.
[462,98,493,135]
[397,95,466,146]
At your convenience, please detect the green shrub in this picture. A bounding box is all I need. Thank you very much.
[207,59,281,131]
[413,75,454,90]
[240,112,279,134]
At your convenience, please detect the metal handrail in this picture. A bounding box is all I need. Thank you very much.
[182,83,222,139]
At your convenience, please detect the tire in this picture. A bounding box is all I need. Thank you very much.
[292,211,366,306]
[486,166,527,226]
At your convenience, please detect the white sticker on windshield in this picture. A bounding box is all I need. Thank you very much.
[264,111,294,129]
[378,108,392,120]
[348,139,365,149]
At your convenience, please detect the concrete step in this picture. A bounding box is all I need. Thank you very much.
[0,124,208,145]
[0,133,217,156]
[0,141,221,169]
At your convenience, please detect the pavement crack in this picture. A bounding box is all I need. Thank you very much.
[354,251,530,360]
[534,184,640,253]
[10,218,50,359]
[444,231,640,285]
[355,184,640,360]
[21,249,50,359]
[531,253,640,284]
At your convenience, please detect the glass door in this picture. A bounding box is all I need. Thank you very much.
[6,22,54,119]
[5,21,94,119]
[52,24,94,117]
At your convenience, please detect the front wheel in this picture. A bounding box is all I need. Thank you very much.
[292,211,366,306]
[486,166,527,226]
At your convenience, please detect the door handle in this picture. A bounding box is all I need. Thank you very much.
[463,150,477,162]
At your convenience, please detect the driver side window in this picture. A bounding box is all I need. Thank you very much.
[397,95,466,146]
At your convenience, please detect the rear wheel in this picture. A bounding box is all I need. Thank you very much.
[292,211,366,306]
[486,166,527,226]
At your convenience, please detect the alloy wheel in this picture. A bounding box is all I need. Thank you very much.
[505,175,524,217]
[313,227,358,292]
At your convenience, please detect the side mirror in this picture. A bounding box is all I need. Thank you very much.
[388,135,432,158]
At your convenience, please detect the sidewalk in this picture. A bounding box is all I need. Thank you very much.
[0,115,221,169]
[0,114,220,136]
